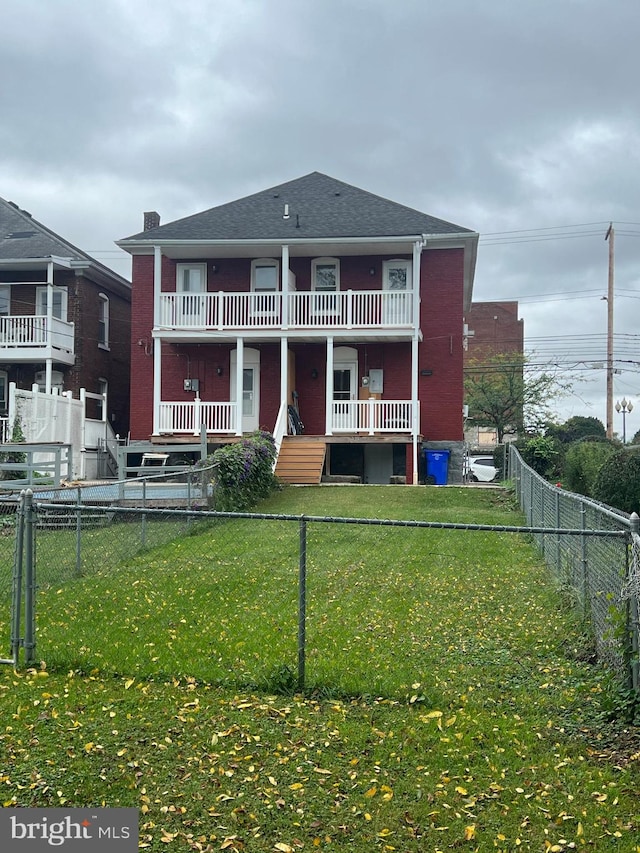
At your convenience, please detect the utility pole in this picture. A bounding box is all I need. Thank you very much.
[605,223,614,439]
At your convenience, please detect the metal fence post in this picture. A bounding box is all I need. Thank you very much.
[75,488,83,576]
[298,516,307,691]
[141,478,147,548]
[23,489,36,666]
[580,500,589,618]
[8,491,26,666]
[629,513,639,693]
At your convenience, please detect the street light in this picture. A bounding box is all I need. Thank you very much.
[615,398,633,443]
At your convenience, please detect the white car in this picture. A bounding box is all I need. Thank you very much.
[467,455,498,483]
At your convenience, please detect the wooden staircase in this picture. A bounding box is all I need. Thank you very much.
[275,438,327,484]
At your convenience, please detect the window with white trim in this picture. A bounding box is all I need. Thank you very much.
[0,370,7,418]
[36,286,68,321]
[176,264,207,292]
[0,286,10,316]
[312,258,340,292]
[98,294,109,349]
[251,259,279,292]
[382,260,412,325]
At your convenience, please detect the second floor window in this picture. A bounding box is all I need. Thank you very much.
[312,258,340,292]
[0,285,10,316]
[98,294,109,348]
[251,259,279,292]
[177,264,206,292]
[36,286,68,321]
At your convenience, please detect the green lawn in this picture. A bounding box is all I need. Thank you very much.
[0,485,638,851]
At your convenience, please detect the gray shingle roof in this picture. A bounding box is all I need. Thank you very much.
[0,197,89,262]
[121,172,474,242]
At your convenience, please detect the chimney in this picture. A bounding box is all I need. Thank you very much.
[143,211,160,231]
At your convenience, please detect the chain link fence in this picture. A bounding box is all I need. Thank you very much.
[509,444,639,693]
[2,455,639,699]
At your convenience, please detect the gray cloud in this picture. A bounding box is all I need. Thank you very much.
[2,0,639,435]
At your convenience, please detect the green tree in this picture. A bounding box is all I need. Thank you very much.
[592,448,640,514]
[546,415,606,445]
[563,438,617,497]
[464,353,572,444]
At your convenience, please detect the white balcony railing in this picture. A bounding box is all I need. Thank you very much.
[331,400,415,434]
[158,401,237,435]
[159,290,415,332]
[0,315,74,354]
[157,399,416,436]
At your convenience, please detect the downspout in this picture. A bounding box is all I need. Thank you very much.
[411,239,424,484]
[152,246,162,435]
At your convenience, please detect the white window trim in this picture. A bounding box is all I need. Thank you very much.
[311,257,340,291]
[382,259,412,290]
[98,293,110,350]
[176,263,207,292]
[36,285,68,321]
[251,258,280,291]
[0,285,10,316]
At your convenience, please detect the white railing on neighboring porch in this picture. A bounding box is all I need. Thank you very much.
[158,401,237,435]
[0,315,74,353]
[331,400,415,434]
[159,290,415,331]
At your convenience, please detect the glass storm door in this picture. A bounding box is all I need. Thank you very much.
[333,364,357,430]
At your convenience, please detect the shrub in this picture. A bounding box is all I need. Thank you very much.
[210,430,278,512]
[563,438,617,497]
[592,448,640,514]
[0,415,27,481]
[517,434,561,479]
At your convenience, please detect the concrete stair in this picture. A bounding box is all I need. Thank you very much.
[275,438,326,484]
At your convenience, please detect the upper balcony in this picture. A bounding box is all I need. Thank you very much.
[157,289,416,339]
[0,315,75,364]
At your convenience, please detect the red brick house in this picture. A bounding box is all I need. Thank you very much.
[118,173,478,484]
[0,197,131,439]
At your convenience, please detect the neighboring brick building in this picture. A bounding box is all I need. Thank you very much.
[463,301,524,448]
[0,197,131,438]
[118,173,478,484]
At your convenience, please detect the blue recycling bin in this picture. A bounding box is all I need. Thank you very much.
[423,449,450,485]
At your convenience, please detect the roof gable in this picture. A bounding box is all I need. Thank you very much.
[121,172,474,243]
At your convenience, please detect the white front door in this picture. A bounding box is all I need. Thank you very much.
[231,348,260,432]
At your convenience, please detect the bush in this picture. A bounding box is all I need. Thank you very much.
[592,448,640,514]
[563,438,617,497]
[517,434,561,479]
[210,430,278,512]
[0,415,27,481]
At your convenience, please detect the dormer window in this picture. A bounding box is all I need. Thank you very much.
[251,259,279,292]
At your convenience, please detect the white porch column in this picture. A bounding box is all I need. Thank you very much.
[280,336,288,409]
[45,261,54,394]
[281,244,289,328]
[411,240,423,485]
[152,246,163,435]
[152,338,162,435]
[153,245,162,327]
[325,336,334,435]
[235,337,244,436]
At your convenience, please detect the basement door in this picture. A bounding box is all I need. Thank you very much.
[230,348,260,433]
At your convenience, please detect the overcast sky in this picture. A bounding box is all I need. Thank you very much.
[3,0,639,437]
